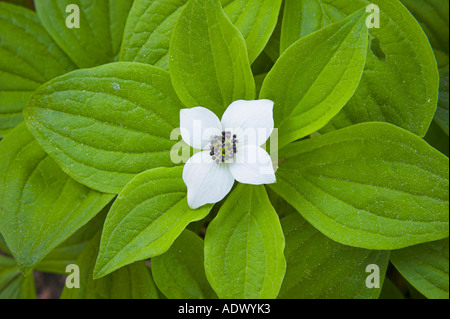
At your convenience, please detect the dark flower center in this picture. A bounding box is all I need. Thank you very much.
[209,131,238,163]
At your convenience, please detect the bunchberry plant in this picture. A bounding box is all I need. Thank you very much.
[0,0,448,300]
[180,100,277,209]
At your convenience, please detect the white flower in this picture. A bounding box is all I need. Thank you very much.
[180,99,276,209]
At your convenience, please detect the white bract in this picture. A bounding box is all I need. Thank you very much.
[180,100,276,209]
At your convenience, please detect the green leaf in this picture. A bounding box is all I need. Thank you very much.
[151,229,217,299]
[36,207,108,274]
[61,232,159,299]
[94,166,212,279]
[222,0,283,63]
[119,0,188,70]
[0,123,114,275]
[0,2,76,137]
[390,238,449,299]
[282,0,439,138]
[120,0,282,69]
[24,62,184,194]
[401,0,449,69]
[34,0,133,68]
[169,0,255,117]
[435,67,449,135]
[260,9,369,148]
[269,122,449,250]
[204,184,286,299]
[279,213,389,299]
[0,255,36,299]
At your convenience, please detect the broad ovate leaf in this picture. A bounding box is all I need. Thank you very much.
[269,122,449,250]
[222,0,283,63]
[120,0,282,69]
[151,229,217,299]
[279,213,389,299]
[24,62,184,194]
[391,238,449,299]
[204,184,286,299]
[281,0,439,137]
[119,0,188,70]
[169,0,255,117]
[34,0,133,68]
[260,9,369,148]
[94,166,212,279]
[61,232,159,299]
[0,124,113,275]
[0,2,76,136]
